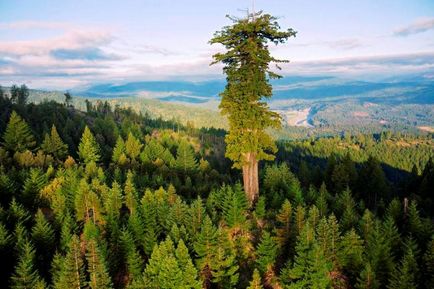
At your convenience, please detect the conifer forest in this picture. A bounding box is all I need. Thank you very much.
[0,3,433,289]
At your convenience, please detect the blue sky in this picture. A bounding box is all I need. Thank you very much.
[0,0,434,89]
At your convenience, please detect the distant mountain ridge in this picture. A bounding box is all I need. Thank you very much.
[73,75,434,107]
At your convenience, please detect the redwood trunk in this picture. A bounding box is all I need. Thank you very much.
[242,152,259,206]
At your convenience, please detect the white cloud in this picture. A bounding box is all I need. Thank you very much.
[394,17,434,36]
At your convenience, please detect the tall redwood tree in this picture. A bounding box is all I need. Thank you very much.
[210,11,296,205]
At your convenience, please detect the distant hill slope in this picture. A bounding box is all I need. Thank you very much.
[22,74,434,138]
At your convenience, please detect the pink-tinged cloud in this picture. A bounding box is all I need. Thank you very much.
[394,17,434,36]
[0,20,73,30]
[0,29,114,57]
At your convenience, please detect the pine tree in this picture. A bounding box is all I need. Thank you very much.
[175,240,202,289]
[31,210,55,252]
[124,170,138,214]
[78,126,100,164]
[141,238,201,289]
[125,132,142,161]
[355,263,379,289]
[53,235,86,289]
[10,241,45,289]
[104,181,123,220]
[194,216,239,288]
[210,12,296,205]
[387,240,418,289]
[31,210,55,278]
[187,197,206,240]
[275,199,292,248]
[2,111,36,152]
[256,231,278,274]
[247,269,263,289]
[222,184,248,229]
[281,223,331,289]
[315,183,329,217]
[175,139,197,174]
[86,239,113,289]
[41,125,68,160]
[120,229,144,283]
[422,238,434,289]
[112,136,127,165]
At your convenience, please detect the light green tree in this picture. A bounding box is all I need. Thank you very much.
[2,111,36,152]
[78,126,100,164]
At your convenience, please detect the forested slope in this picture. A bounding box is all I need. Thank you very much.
[0,86,433,289]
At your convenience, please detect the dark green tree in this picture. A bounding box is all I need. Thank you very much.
[210,12,296,205]
[255,231,278,274]
[64,92,73,107]
[281,223,331,289]
[10,84,29,106]
[10,241,46,289]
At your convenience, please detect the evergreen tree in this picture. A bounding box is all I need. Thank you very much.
[2,111,36,152]
[210,12,296,205]
[387,240,418,289]
[112,136,127,165]
[222,184,248,229]
[53,235,86,289]
[355,263,379,289]
[41,125,68,160]
[247,269,263,289]
[194,216,239,288]
[120,229,144,283]
[86,239,113,289]
[281,223,331,289]
[256,231,278,274]
[10,241,45,289]
[140,238,201,289]
[78,126,100,164]
[175,139,197,174]
[31,210,55,277]
[275,199,292,248]
[125,132,142,161]
[64,92,73,107]
[422,238,434,289]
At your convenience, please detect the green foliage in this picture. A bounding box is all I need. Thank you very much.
[112,136,127,165]
[53,235,86,289]
[120,228,144,283]
[175,139,197,174]
[210,12,296,168]
[247,269,263,289]
[281,223,332,289]
[10,241,45,289]
[221,184,248,228]
[41,125,68,160]
[256,231,278,274]
[125,132,142,161]
[139,238,201,289]
[194,216,239,288]
[86,239,113,289]
[355,263,379,289]
[387,240,418,289]
[0,81,432,289]
[2,111,36,152]
[78,126,101,164]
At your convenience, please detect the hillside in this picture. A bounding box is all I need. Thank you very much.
[24,74,434,138]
